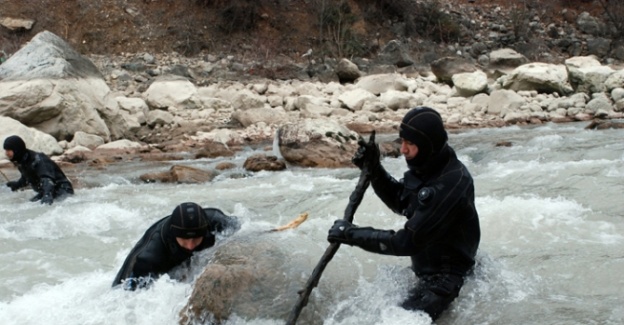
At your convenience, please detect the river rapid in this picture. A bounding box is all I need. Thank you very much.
[1,121,623,325]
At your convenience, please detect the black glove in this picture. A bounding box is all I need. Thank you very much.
[121,275,155,291]
[41,194,53,205]
[6,181,20,192]
[327,219,356,245]
[329,219,397,254]
[352,133,380,171]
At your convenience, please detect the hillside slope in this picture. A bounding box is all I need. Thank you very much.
[0,0,620,65]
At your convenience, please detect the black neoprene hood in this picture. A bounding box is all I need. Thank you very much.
[170,202,209,238]
[3,135,27,161]
[399,107,448,167]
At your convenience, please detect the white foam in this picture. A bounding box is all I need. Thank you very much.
[478,195,623,252]
[0,272,190,325]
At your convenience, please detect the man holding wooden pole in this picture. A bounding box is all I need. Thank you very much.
[327,106,481,321]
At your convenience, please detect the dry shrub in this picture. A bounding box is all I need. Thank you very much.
[219,2,260,33]
[310,0,368,57]
[0,33,28,59]
[597,0,624,39]
[195,0,261,34]
[362,0,461,43]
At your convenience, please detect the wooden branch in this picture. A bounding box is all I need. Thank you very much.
[0,169,10,182]
[285,131,376,325]
[268,212,309,232]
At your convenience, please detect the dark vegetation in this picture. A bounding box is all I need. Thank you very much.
[0,0,622,62]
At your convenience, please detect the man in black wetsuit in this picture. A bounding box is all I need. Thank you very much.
[112,202,239,290]
[3,135,74,205]
[327,106,481,321]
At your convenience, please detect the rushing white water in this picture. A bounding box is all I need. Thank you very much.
[1,121,623,325]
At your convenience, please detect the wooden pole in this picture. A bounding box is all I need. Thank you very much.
[285,131,375,325]
[0,169,10,182]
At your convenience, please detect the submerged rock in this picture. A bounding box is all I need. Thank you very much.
[179,234,326,324]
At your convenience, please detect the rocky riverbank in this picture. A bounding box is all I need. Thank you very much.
[1,30,624,186]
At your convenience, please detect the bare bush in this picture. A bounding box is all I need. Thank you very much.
[557,0,623,38]
[597,0,624,39]
[312,0,368,58]
[193,0,261,34]
[508,0,534,41]
[413,0,461,42]
[363,0,461,43]
[219,2,260,33]
[0,33,29,59]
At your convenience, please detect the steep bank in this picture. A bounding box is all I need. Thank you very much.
[1,0,622,67]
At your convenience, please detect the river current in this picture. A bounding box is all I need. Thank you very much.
[1,121,623,325]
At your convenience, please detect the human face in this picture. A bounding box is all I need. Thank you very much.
[176,237,203,251]
[5,149,14,160]
[400,138,419,160]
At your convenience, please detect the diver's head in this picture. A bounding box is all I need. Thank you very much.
[3,135,27,162]
[170,202,208,251]
[398,107,448,168]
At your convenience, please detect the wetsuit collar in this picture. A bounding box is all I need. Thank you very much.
[407,144,452,177]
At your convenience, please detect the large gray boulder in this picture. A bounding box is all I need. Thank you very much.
[0,116,63,160]
[335,58,362,83]
[499,62,574,95]
[354,73,410,95]
[565,56,614,94]
[605,70,624,91]
[488,48,529,71]
[430,57,477,85]
[0,31,102,80]
[278,119,359,168]
[487,89,526,116]
[375,40,414,68]
[0,31,133,141]
[576,11,605,36]
[231,107,290,127]
[179,234,327,325]
[143,77,201,109]
[452,70,489,97]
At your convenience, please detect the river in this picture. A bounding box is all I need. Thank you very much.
[1,121,623,325]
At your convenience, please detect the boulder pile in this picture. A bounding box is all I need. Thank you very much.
[1,31,623,176]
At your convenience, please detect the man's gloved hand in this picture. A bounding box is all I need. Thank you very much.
[327,219,356,245]
[121,275,155,291]
[6,181,20,192]
[352,136,380,171]
[40,194,53,205]
[329,220,396,254]
[30,193,43,202]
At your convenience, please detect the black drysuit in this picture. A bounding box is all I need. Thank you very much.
[348,145,480,320]
[9,149,74,203]
[112,208,239,290]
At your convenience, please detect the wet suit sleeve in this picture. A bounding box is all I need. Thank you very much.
[347,167,472,257]
[369,164,407,215]
[112,218,170,290]
[7,175,27,190]
[203,208,240,234]
[9,160,31,190]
